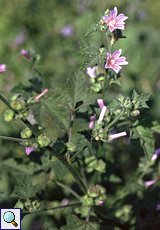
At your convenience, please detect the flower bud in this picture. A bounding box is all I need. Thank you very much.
[37,134,51,147]
[10,94,23,101]
[130,110,140,116]
[21,110,28,120]
[3,109,14,122]
[88,187,99,198]
[21,128,32,139]
[10,98,26,111]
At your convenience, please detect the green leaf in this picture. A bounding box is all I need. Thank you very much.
[14,174,38,199]
[51,72,97,112]
[85,23,100,36]
[109,174,122,183]
[132,90,151,109]
[32,91,69,132]
[76,133,92,150]
[131,118,155,160]
[52,160,68,180]
[76,38,106,70]
[61,214,100,230]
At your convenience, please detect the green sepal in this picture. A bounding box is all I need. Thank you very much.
[3,109,15,122]
[37,134,51,147]
[20,128,32,139]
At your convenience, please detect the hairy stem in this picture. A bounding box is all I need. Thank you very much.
[0,136,23,142]
[102,70,109,100]
[69,112,74,142]
[0,93,12,109]
[95,208,130,230]
[0,93,87,194]
[45,145,87,194]
[22,202,82,215]
[86,206,91,223]
[49,177,81,200]
[105,109,125,130]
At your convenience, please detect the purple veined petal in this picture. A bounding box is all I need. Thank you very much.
[110,7,117,19]
[112,49,122,59]
[103,16,109,22]
[111,64,122,74]
[114,24,125,30]
[116,14,128,21]
[105,62,122,73]
[98,106,107,123]
[97,99,104,110]
[106,52,111,58]
[115,57,128,65]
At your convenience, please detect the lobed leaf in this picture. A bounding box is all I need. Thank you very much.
[14,174,38,199]
[61,214,100,230]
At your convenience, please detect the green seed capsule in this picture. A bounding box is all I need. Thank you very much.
[10,98,26,111]
[37,134,51,147]
[3,109,14,122]
[21,128,32,139]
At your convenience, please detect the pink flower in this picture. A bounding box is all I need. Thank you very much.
[0,64,6,73]
[34,89,48,102]
[145,180,156,187]
[103,7,128,32]
[151,148,160,161]
[97,99,104,110]
[89,114,96,129]
[109,131,127,140]
[21,49,31,59]
[87,66,96,78]
[98,106,107,123]
[105,49,128,74]
[25,146,36,155]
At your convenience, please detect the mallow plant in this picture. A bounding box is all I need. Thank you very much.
[1,7,160,230]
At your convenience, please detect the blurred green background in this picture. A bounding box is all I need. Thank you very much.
[0,0,160,229]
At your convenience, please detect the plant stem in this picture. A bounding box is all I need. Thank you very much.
[0,93,12,109]
[95,208,129,230]
[49,177,81,200]
[95,141,103,184]
[105,109,125,130]
[22,202,82,215]
[69,146,86,164]
[22,119,39,138]
[69,112,74,142]
[45,145,87,194]
[86,206,91,223]
[0,93,87,194]
[0,136,23,142]
[102,70,108,100]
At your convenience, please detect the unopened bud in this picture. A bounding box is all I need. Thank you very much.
[88,187,99,198]
[4,109,14,122]
[10,98,26,111]
[37,134,51,147]
[21,128,32,139]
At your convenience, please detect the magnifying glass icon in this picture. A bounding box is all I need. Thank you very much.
[3,211,18,227]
